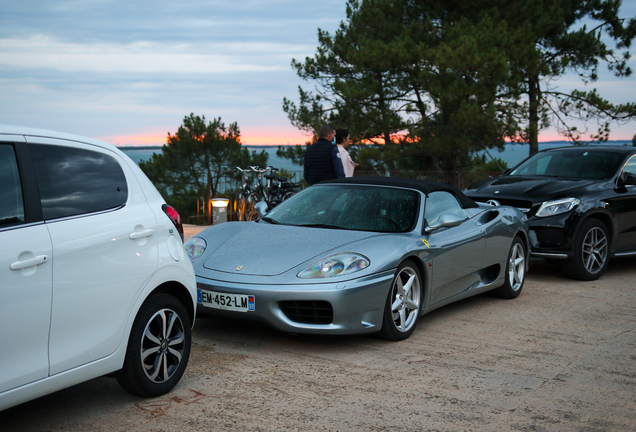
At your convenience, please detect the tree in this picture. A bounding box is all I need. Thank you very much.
[509,0,636,154]
[283,0,636,179]
[283,0,529,185]
[139,114,267,222]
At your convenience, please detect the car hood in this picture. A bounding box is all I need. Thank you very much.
[465,176,603,203]
[199,222,380,276]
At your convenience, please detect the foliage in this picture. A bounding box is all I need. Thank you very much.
[283,0,529,186]
[506,0,636,154]
[139,113,268,219]
[472,156,508,174]
[282,0,636,180]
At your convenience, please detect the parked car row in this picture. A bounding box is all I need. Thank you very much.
[3,124,634,412]
[187,145,636,342]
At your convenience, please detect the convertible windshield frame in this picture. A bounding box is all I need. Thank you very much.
[264,184,422,233]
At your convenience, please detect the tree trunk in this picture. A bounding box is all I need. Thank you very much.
[528,75,539,156]
[383,131,395,172]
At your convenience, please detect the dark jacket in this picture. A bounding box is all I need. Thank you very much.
[303,138,346,185]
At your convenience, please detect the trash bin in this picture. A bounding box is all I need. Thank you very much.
[211,198,229,225]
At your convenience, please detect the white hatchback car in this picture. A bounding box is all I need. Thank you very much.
[0,125,197,411]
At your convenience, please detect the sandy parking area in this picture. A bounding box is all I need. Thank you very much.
[183,224,210,241]
[1,225,634,431]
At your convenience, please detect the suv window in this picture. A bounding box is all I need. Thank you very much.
[28,144,128,220]
[621,155,636,182]
[0,144,25,227]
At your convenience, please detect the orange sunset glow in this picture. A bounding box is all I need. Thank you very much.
[99,130,633,148]
[99,131,312,147]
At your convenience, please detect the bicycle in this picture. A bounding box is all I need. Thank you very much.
[234,166,259,221]
[251,166,302,212]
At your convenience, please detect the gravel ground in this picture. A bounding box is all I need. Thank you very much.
[1,225,634,431]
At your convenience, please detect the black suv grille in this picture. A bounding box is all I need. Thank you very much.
[279,301,333,325]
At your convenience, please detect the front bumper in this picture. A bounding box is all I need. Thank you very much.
[526,212,578,259]
[195,269,395,335]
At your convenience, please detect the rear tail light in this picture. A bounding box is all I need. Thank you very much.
[162,204,184,242]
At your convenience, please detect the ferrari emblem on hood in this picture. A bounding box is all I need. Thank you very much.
[235,266,243,271]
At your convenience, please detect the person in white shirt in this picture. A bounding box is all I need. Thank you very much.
[335,128,357,177]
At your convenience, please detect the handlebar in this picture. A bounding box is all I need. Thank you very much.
[249,166,279,173]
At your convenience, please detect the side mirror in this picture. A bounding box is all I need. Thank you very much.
[425,213,464,232]
[254,201,268,217]
[623,173,636,186]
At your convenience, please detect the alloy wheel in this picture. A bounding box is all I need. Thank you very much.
[390,267,421,333]
[141,309,186,383]
[582,226,608,275]
[508,242,525,291]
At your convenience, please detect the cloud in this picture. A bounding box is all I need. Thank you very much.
[0,34,313,74]
[1,0,634,144]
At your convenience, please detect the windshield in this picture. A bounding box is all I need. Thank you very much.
[264,184,420,233]
[509,149,624,180]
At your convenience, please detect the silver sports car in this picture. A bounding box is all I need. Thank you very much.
[186,177,529,341]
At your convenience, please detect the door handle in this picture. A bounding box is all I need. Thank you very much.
[129,229,154,240]
[10,255,48,271]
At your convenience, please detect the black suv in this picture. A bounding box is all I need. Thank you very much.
[465,146,636,280]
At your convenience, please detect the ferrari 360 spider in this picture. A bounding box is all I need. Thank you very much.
[186,177,528,341]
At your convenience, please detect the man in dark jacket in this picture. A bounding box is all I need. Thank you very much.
[303,124,346,185]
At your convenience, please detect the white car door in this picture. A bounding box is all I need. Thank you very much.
[26,139,159,375]
[0,141,53,393]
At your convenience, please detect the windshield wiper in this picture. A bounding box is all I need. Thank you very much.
[260,217,280,224]
[298,223,347,230]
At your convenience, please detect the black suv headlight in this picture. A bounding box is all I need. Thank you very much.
[535,198,580,217]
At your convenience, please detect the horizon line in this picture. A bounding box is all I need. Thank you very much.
[116,138,634,149]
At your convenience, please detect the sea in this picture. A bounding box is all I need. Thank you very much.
[120,141,634,171]
[121,145,302,173]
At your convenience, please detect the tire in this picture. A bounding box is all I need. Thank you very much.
[491,236,526,299]
[562,219,609,281]
[378,260,422,341]
[236,191,247,221]
[117,293,191,397]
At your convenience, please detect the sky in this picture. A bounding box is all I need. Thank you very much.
[1,0,635,147]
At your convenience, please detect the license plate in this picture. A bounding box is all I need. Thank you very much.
[197,289,255,312]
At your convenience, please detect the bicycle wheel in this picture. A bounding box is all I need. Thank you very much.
[246,192,259,221]
[281,191,296,202]
[235,191,247,221]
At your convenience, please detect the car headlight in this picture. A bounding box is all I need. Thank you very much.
[535,198,580,217]
[184,237,206,262]
[297,252,370,278]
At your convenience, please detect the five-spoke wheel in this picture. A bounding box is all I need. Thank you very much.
[378,260,422,341]
[492,236,526,299]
